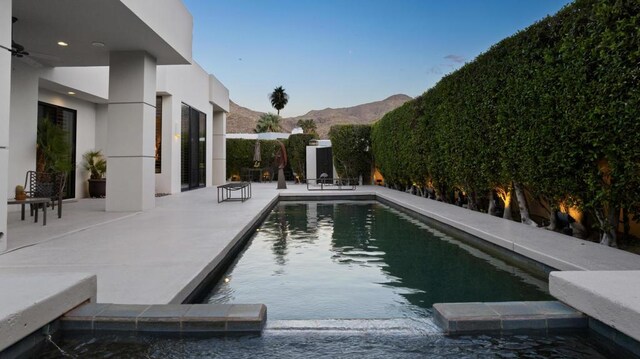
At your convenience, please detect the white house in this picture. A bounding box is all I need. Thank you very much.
[0,0,229,251]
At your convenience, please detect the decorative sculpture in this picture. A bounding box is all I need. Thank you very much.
[275,140,287,189]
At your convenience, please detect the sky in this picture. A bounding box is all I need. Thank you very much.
[183,0,573,117]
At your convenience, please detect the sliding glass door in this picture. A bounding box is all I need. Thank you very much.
[181,103,206,191]
[37,102,77,199]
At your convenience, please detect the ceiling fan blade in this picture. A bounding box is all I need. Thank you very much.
[28,51,61,62]
[18,55,44,69]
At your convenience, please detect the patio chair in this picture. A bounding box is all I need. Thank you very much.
[24,171,66,219]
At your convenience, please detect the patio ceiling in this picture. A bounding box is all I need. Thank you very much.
[11,0,192,67]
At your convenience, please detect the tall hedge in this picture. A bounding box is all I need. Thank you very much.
[226,137,312,181]
[329,125,372,183]
[286,134,315,180]
[371,0,640,246]
[226,139,279,178]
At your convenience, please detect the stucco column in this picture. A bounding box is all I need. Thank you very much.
[211,111,226,185]
[106,51,156,212]
[0,0,12,251]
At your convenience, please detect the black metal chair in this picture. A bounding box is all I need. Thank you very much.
[24,171,66,219]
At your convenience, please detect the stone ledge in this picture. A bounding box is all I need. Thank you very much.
[433,301,587,335]
[550,271,640,343]
[61,303,267,334]
[0,273,97,351]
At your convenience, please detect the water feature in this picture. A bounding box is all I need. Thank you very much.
[39,331,610,358]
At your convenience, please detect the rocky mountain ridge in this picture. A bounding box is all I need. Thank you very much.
[227,94,412,138]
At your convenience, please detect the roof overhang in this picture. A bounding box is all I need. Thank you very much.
[11,0,192,67]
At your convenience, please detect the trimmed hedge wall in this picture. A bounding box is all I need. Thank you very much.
[226,139,279,178]
[287,134,316,180]
[329,124,372,183]
[371,0,640,245]
[226,136,313,181]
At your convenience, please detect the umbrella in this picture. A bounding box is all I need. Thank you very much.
[253,140,261,168]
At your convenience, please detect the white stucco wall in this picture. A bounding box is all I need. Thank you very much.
[95,104,108,154]
[305,141,336,182]
[39,67,109,103]
[38,89,97,199]
[0,0,12,250]
[8,64,100,202]
[120,0,193,64]
[8,62,39,202]
[209,74,229,112]
[156,62,214,193]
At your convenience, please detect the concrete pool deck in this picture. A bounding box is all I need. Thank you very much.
[1,183,640,347]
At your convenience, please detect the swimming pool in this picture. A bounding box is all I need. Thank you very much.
[203,201,551,319]
[37,201,621,358]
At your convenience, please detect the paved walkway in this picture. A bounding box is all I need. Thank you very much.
[1,183,639,307]
[0,184,282,304]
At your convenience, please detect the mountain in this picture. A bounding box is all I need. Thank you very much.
[226,100,266,134]
[227,94,412,138]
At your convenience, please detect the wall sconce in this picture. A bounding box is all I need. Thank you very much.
[174,123,180,139]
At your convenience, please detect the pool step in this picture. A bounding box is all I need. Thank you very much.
[61,303,267,334]
[433,301,587,335]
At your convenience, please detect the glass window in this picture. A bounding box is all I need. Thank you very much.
[181,103,206,191]
[37,102,77,199]
[155,96,162,173]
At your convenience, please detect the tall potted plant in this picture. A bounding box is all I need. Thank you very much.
[37,119,73,173]
[82,150,107,198]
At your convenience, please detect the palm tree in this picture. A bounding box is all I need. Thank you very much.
[269,86,289,115]
[296,119,318,136]
[255,113,282,133]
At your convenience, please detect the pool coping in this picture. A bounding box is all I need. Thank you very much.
[60,303,267,334]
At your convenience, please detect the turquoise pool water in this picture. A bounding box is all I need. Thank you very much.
[203,201,551,319]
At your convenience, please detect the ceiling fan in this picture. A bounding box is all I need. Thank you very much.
[0,18,28,57]
[1,17,59,66]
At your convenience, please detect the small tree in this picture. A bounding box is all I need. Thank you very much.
[297,119,318,137]
[255,113,282,133]
[269,86,289,115]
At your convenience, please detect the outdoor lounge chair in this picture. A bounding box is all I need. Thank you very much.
[24,171,66,219]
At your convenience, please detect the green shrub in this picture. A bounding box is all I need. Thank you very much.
[226,139,280,179]
[286,134,315,181]
[329,125,372,183]
[371,0,640,244]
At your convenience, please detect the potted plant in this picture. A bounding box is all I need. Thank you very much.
[15,185,27,200]
[82,150,107,198]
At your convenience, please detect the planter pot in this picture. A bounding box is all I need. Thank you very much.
[88,179,106,198]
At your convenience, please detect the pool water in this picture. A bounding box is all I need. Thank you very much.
[37,201,620,358]
[39,331,612,359]
[203,201,551,319]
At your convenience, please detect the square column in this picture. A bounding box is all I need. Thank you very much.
[106,52,156,212]
[211,111,226,185]
[0,0,12,251]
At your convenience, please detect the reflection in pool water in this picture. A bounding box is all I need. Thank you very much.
[38,202,616,359]
[204,201,551,320]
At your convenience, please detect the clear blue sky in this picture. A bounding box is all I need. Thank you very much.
[183,0,573,117]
